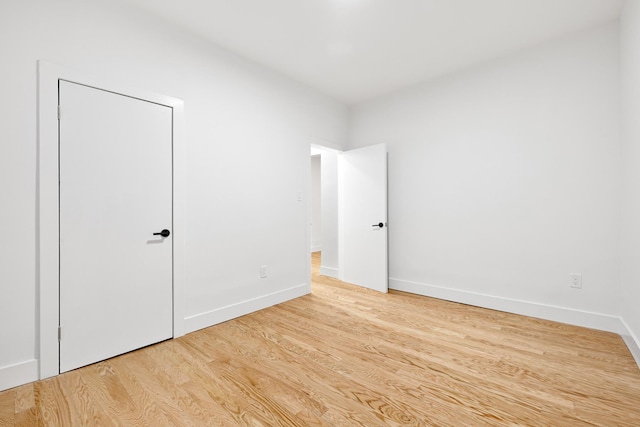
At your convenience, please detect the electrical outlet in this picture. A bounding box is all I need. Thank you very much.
[260,265,268,278]
[569,273,582,289]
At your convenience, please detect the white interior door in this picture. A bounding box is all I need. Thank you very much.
[59,81,173,373]
[341,144,388,293]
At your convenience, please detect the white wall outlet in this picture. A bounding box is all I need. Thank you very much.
[260,265,268,278]
[569,273,582,289]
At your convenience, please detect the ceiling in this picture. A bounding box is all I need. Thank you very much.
[124,0,625,105]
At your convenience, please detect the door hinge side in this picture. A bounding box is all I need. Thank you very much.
[57,105,61,120]
[58,326,61,341]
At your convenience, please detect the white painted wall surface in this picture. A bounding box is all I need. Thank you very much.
[310,155,322,252]
[620,0,640,363]
[0,0,347,390]
[320,149,340,278]
[350,24,622,329]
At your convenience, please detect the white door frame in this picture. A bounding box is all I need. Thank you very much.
[37,61,186,379]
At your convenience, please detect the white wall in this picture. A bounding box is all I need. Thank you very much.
[350,23,622,330]
[620,0,640,363]
[0,0,348,390]
[310,154,322,252]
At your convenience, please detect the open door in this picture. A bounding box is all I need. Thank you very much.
[341,144,388,293]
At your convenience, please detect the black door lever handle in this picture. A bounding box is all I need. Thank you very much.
[153,229,171,237]
[372,223,384,228]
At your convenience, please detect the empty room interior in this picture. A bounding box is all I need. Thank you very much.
[2,0,640,425]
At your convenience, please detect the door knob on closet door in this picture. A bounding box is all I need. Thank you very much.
[153,229,171,237]
[372,222,384,228]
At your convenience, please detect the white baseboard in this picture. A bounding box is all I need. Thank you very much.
[620,318,640,368]
[310,245,322,253]
[185,283,308,334]
[320,266,339,279]
[0,359,38,392]
[389,278,624,334]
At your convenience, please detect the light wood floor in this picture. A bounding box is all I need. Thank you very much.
[2,252,640,426]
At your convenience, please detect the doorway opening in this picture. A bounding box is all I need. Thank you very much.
[308,143,389,294]
[310,145,341,281]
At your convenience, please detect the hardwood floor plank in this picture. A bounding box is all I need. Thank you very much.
[169,343,252,425]
[55,368,117,427]
[232,311,510,426]
[141,343,238,426]
[34,379,74,426]
[257,306,547,425]
[114,357,197,426]
[110,350,196,426]
[207,320,397,426]
[0,389,14,427]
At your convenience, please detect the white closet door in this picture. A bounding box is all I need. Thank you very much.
[59,80,173,373]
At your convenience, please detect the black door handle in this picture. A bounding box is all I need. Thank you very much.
[153,229,171,237]
[372,222,384,228]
